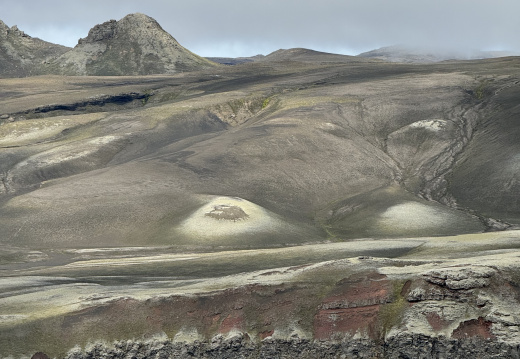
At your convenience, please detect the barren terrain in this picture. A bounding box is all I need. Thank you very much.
[1,48,520,357]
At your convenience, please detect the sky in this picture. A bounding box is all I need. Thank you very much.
[1,0,519,58]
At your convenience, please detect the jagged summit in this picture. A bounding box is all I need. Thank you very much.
[78,13,164,45]
[50,13,217,75]
[0,20,29,37]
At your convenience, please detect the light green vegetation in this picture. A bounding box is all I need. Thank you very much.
[379,280,408,337]
[475,81,487,100]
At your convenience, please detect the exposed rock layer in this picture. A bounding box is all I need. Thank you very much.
[62,335,520,359]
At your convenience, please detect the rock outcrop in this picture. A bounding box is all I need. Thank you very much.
[59,335,520,359]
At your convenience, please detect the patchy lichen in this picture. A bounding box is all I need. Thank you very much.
[378,280,408,338]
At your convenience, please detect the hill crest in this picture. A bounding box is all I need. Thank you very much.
[50,13,217,76]
[260,47,374,63]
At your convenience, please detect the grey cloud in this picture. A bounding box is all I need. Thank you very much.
[1,0,519,57]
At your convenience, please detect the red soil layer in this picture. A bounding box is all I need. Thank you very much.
[426,312,453,331]
[314,272,391,340]
[219,314,245,333]
[259,330,275,339]
[320,273,390,310]
[452,317,495,339]
[55,271,395,344]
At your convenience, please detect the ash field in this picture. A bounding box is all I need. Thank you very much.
[1,13,520,359]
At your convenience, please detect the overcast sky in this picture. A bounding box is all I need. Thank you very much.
[1,0,519,57]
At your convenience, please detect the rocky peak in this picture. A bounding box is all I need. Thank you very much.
[54,13,217,76]
[0,20,30,38]
[8,25,30,38]
[77,13,171,45]
[118,12,163,28]
[78,19,117,44]
[0,19,8,33]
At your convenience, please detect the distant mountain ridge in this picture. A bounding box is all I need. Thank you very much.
[206,54,264,65]
[259,48,374,63]
[0,19,70,77]
[207,46,519,66]
[0,13,217,77]
[357,45,520,63]
[206,48,377,66]
[2,14,519,77]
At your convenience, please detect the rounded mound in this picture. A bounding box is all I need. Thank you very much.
[174,196,319,247]
[375,201,483,236]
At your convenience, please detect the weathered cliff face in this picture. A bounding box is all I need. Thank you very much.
[4,248,519,358]
[0,19,70,77]
[61,337,520,359]
[49,13,217,75]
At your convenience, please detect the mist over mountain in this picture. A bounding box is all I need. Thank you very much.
[208,47,518,66]
[358,45,520,63]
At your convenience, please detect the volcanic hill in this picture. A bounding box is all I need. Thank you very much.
[48,13,217,75]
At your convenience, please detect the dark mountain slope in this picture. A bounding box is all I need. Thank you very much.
[3,59,520,248]
[449,72,520,225]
